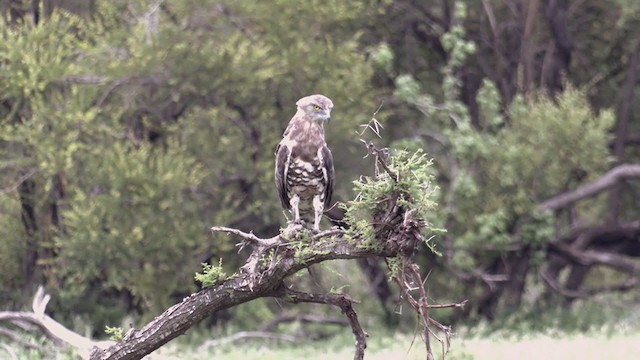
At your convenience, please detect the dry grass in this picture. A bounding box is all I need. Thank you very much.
[164,325,640,360]
[455,330,640,360]
[3,319,638,360]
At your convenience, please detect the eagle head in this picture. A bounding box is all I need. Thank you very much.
[296,94,333,122]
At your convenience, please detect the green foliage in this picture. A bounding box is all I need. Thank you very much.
[104,325,125,342]
[343,148,441,251]
[447,84,612,269]
[388,2,618,316]
[453,85,613,241]
[195,259,227,288]
[0,0,377,329]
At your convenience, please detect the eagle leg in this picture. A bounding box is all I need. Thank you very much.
[290,194,302,224]
[312,195,323,232]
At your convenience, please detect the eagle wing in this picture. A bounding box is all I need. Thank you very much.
[321,144,334,209]
[275,143,291,210]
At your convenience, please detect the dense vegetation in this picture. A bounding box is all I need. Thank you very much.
[1,0,638,344]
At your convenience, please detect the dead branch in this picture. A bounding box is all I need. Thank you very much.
[540,164,640,211]
[197,331,297,351]
[361,139,397,180]
[540,270,640,299]
[541,220,640,303]
[259,312,349,332]
[0,286,114,359]
[548,242,640,276]
[197,312,348,352]
[280,286,368,360]
[390,255,464,360]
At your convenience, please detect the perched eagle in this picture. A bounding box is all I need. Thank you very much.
[275,94,334,232]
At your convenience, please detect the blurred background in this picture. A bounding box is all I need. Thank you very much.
[0,0,639,358]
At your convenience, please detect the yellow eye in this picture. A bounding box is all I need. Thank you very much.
[313,105,321,111]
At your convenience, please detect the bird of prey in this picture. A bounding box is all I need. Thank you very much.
[275,94,334,232]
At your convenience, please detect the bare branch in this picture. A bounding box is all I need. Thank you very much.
[360,140,397,180]
[281,287,368,360]
[548,242,640,276]
[390,256,456,360]
[0,168,38,195]
[197,331,297,351]
[211,225,278,246]
[540,270,640,299]
[62,75,109,85]
[540,164,640,211]
[259,312,348,332]
[0,286,114,358]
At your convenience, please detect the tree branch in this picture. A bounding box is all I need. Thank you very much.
[197,331,297,351]
[540,164,640,211]
[89,225,419,360]
[259,312,348,332]
[548,242,640,276]
[280,286,368,360]
[540,270,639,299]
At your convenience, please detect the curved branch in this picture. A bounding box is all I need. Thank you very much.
[540,164,640,211]
[197,331,297,351]
[548,242,640,276]
[280,286,368,360]
[259,313,348,332]
[0,286,114,358]
[541,270,639,299]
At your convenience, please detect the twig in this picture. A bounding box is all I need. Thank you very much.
[391,256,456,360]
[311,228,344,242]
[360,139,398,181]
[357,103,385,138]
[428,300,468,310]
[211,226,280,247]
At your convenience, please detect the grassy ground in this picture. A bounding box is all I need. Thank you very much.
[3,301,639,360]
[3,325,639,360]
[163,324,640,360]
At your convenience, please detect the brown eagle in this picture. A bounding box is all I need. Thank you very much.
[275,94,334,232]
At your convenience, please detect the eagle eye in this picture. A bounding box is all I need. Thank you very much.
[313,105,321,111]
